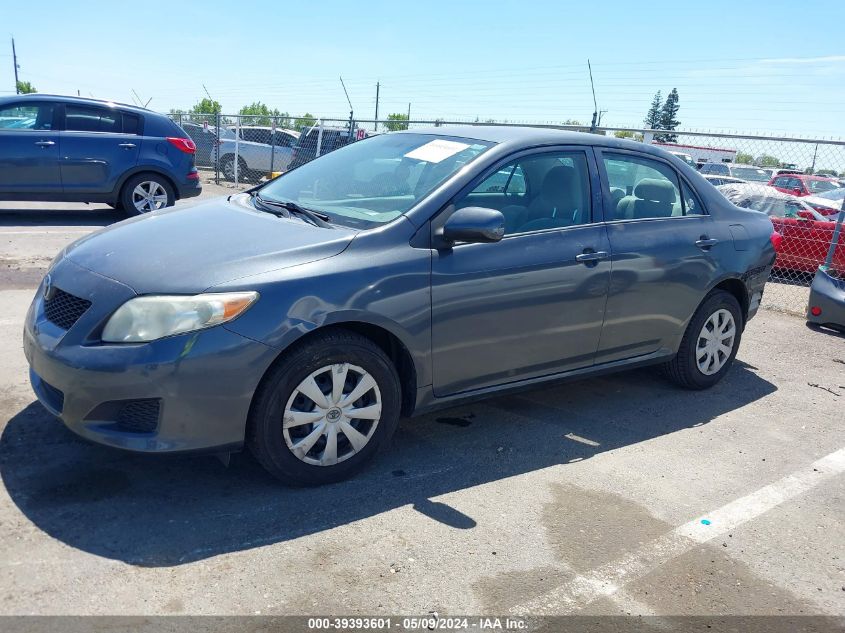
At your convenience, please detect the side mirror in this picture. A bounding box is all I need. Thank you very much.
[793,187,803,196]
[441,206,505,245]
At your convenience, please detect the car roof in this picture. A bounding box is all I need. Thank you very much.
[0,93,155,116]
[393,125,677,158]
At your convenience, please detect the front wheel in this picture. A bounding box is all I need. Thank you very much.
[247,330,402,485]
[663,289,743,390]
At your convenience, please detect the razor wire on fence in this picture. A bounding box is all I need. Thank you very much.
[168,114,845,316]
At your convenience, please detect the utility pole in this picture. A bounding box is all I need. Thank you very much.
[374,82,380,131]
[407,102,411,123]
[12,38,20,94]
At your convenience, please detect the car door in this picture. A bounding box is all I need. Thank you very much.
[271,130,296,171]
[430,147,611,396]
[59,104,141,194]
[595,149,725,363]
[0,101,61,194]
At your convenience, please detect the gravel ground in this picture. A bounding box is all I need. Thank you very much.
[0,196,843,620]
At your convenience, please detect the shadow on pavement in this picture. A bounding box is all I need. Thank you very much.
[0,363,776,568]
[0,205,124,228]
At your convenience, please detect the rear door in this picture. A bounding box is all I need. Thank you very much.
[0,101,61,194]
[59,104,141,194]
[595,149,725,363]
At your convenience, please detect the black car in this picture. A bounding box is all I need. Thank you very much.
[0,94,201,215]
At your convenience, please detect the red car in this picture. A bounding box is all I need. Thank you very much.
[718,183,844,274]
[768,173,840,198]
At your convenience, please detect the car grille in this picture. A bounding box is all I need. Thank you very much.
[44,288,92,331]
[114,399,161,433]
[39,379,65,413]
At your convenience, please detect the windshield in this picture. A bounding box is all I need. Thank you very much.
[816,187,845,201]
[259,133,494,228]
[730,166,770,182]
[807,179,838,193]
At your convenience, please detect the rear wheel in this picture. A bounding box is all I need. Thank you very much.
[221,154,250,182]
[247,330,401,485]
[120,174,174,216]
[663,290,742,390]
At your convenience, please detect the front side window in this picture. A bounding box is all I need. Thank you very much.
[455,152,591,235]
[807,179,838,194]
[65,105,120,133]
[0,103,55,130]
[260,133,493,229]
[603,153,687,220]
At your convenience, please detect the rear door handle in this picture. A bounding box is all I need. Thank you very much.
[576,250,610,263]
[695,237,719,249]
[118,143,136,149]
[34,140,55,147]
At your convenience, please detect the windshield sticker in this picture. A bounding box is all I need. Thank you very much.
[404,140,470,164]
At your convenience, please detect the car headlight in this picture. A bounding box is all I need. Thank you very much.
[101,292,259,343]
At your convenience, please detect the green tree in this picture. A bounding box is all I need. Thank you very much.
[735,152,753,164]
[816,168,837,176]
[190,98,222,115]
[289,113,317,131]
[614,130,644,142]
[16,80,36,94]
[756,154,780,167]
[238,101,284,126]
[643,91,662,130]
[655,88,680,142]
[383,113,409,131]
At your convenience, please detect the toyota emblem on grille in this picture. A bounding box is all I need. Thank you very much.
[43,274,55,301]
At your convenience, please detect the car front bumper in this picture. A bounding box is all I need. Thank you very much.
[23,258,278,453]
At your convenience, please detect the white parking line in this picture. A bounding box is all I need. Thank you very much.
[0,230,95,235]
[510,447,845,616]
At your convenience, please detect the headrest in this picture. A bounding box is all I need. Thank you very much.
[634,178,676,204]
[541,165,576,199]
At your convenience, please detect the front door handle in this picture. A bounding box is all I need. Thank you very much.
[576,250,610,263]
[118,143,137,149]
[34,140,55,147]
[695,237,719,250]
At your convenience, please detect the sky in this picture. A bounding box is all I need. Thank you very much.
[4,0,845,140]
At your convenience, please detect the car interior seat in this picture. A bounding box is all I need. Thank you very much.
[517,165,585,232]
[615,178,677,220]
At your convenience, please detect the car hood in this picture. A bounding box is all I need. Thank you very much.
[63,195,357,294]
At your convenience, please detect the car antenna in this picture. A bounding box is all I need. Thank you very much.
[339,76,355,135]
[588,59,599,133]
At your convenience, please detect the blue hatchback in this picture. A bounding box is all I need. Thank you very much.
[0,94,201,214]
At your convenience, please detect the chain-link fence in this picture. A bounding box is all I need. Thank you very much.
[168,114,845,316]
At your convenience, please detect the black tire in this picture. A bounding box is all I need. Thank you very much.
[247,329,402,486]
[119,173,175,217]
[663,289,743,390]
[220,154,250,182]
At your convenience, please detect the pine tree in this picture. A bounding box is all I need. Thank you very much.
[644,91,662,130]
[656,88,680,142]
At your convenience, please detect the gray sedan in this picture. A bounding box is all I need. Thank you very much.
[24,127,777,485]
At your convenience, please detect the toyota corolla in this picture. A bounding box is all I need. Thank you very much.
[23,127,777,485]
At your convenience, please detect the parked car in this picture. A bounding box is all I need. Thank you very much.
[668,151,696,168]
[212,126,299,181]
[24,127,776,485]
[703,175,746,187]
[699,162,770,182]
[768,173,840,197]
[717,183,844,274]
[803,187,845,217]
[0,94,200,215]
[770,168,802,178]
[181,121,235,167]
[287,125,360,170]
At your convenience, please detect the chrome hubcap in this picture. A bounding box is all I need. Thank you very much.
[283,363,382,466]
[696,309,736,376]
[132,181,168,212]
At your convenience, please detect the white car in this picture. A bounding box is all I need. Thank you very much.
[803,187,845,217]
[212,126,300,181]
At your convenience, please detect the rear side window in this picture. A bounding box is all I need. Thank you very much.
[122,113,141,135]
[603,153,686,220]
[65,105,120,133]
